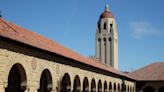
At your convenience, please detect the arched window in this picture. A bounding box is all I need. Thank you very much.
[109,38,111,41]
[38,69,53,92]
[91,79,96,92]
[143,86,155,92]
[98,38,101,42]
[104,22,107,30]
[98,80,102,92]
[110,24,113,32]
[73,75,81,92]
[61,73,71,92]
[5,63,27,92]
[83,77,89,92]
[103,38,106,42]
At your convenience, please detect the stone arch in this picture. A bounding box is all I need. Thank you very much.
[61,73,71,92]
[5,63,27,92]
[159,86,164,92]
[113,83,116,92]
[73,75,81,92]
[38,69,53,92]
[98,80,102,92]
[118,83,120,92]
[127,85,129,92]
[124,85,126,92]
[83,77,89,92]
[104,81,107,92]
[91,79,96,92]
[143,86,155,92]
[109,82,112,92]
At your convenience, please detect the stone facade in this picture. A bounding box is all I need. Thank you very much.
[0,37,135,92]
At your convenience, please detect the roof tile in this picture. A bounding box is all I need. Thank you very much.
[0,18,132,79]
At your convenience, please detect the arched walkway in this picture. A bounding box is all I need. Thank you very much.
[159,86,164,92]
[128,85,129,92]
[143,86,155,92]
[104,81,107,92]
[98,80,102,92]
[5,63,27,92]
[61,73,71,92]
[83,77,89,92]
[38,69,52,92]
[91,79,96,92]
[124,85,126,92]
[109,82,112,92]
[73,75,81,92]
[113,83,116,92]
[118,84,120,92]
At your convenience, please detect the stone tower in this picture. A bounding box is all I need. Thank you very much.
[96,4,118,69]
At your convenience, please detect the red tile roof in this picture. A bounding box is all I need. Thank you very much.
[100,11,114,19]
[0,18,133,79]
[128,62,164,81]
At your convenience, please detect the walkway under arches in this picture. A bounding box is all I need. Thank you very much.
[91,79,96,92]
[5,63,27,92]
[118,84,120,92]
[104,81,107,92]
[83,77,89,92]
[38,69,53,92]
[73,75,81,92]
[61,73,71,92]
[109,82,112,92]
[98,80,102,92]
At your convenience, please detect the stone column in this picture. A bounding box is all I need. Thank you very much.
[101,38,105,63]
[0,85,5,92]
[28,86,38,92]
[106,38,110,65]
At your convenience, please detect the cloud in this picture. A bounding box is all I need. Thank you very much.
[129,21,161,39]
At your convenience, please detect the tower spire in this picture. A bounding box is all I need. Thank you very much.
[105,4,109,12]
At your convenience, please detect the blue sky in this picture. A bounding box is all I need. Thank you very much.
[1,0,164,71]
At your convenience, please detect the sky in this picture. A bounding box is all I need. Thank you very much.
[0,0,164,71]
